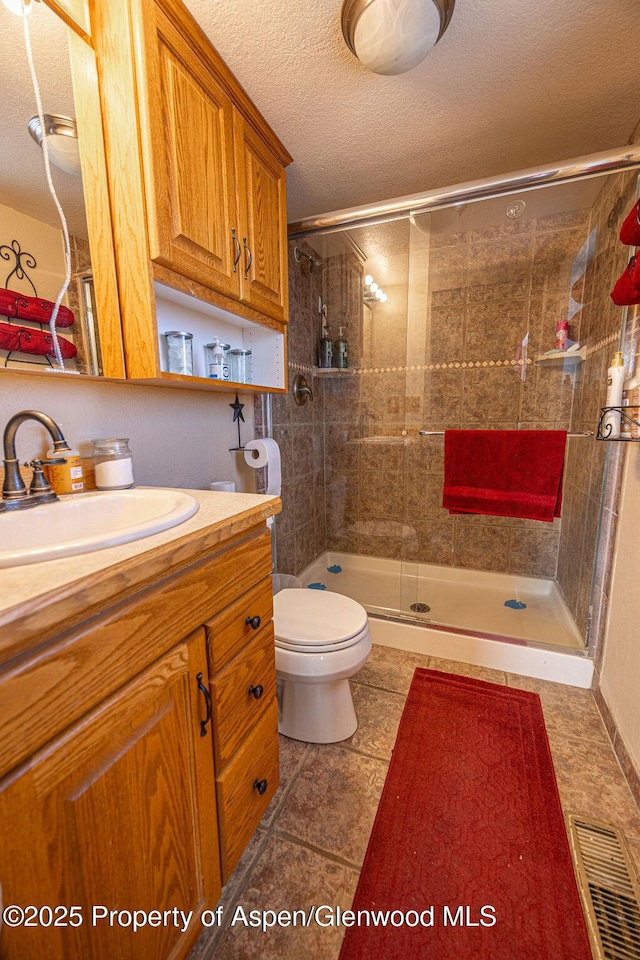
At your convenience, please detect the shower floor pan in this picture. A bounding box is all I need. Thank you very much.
[299,552,592,689]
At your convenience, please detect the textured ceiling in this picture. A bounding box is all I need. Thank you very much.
[2,1,639,244]
[184,0,640,223]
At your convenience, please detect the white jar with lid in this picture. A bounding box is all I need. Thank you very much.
[92,438,135,490]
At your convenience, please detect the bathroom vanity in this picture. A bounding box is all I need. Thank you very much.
[0,490,280,960]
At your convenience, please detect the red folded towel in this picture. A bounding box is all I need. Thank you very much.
[0,322,77,359]
[0,286,75,327]
[443,430,567,522]
[611,257,640,306]
[620,200,640,245]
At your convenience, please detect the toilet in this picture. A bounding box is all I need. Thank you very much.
[273,588,372,743]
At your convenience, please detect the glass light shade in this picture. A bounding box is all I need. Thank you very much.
[364,274,373,285]
[28,115,82,176]
[369,281,378,292]
[352,0,442,76]
[379,292,388,302]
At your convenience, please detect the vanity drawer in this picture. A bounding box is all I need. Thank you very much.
[215,699,279,881]
[210,624,276,768]
[206,576,273,673]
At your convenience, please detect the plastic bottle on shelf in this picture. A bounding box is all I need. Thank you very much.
[318,322,333,368]
[207,337,228,380]
[603,352,626,439]
[335,325,348,369]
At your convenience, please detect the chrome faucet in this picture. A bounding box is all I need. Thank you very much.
[1,410,70,512]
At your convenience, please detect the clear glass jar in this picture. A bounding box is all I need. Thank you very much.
[163,331,193,375]
[228,348,252,383]
[91,438,135,490]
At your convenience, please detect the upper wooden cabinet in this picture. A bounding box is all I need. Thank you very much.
[93,0,291,389]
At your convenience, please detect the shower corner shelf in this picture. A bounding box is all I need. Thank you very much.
[312,366,356,377]
[596,406,640,441]
[534,347,586,366]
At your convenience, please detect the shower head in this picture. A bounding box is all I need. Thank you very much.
[293,246,322,272]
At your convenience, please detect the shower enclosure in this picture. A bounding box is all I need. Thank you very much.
[274,158,640,652]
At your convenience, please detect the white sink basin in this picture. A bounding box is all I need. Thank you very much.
[0,488,199,567]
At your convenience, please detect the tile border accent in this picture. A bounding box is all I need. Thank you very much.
[357,358,532,374]
[592,678,640,812]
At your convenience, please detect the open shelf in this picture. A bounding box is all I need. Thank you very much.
[534,347,586,366]
[154,281,285,391]
[312,366,356,377]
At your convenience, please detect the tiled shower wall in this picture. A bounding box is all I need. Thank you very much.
[254,241,326,576]
[322,208,592,577]
[259,182,635,595]
[558,168,639,639]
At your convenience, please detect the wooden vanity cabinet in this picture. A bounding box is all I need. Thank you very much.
[0,628,219,960]
[0,520,278,960]
[93,0,291,388]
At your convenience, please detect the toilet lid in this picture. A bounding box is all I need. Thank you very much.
[273,589,368,646]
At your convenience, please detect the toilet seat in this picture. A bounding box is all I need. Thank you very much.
[273,589,368,653]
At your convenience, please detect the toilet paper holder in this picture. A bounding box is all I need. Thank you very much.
[293,374,314,405]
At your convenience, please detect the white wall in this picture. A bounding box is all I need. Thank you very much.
[0,370,257,493]
[600,447,640,770]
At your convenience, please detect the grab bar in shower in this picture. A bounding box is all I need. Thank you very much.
[418,430,593,437]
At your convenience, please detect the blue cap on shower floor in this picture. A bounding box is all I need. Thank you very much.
[504,599,527,609]
[308,582,327,590]
[327,564,342,574]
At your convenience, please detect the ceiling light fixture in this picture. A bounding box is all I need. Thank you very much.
[28,114,81,176]
[341,0,455,76]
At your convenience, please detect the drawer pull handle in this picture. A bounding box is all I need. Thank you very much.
[253,778,268,795]
[196,672,212,737]
[248,684,264,700]
[245,615,261,630]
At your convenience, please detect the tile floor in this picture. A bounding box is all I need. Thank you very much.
[189,643,640,960]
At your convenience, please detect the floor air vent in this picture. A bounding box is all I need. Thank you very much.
[409,603,430,613]
[567,814,640,960]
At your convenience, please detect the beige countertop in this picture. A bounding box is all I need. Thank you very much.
[0,488,280,658]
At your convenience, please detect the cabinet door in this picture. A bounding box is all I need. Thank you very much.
[235,109,289,324]
[139,5,242,299]
[0,628,221,960]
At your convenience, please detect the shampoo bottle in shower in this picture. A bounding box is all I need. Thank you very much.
[603,351,626,438]
[335,325,348,369]
[319,321,333,368]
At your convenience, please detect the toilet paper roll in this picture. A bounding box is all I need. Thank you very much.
[244,438,281,496]
[210,481,236,492]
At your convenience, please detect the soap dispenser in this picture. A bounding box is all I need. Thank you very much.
[318,316,333,369]
[335,323,348,369]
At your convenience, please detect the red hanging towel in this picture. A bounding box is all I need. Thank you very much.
[611,257,640,306]
[443,429,567,522]
[620,200,640,246]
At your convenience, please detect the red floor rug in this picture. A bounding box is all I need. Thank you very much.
[339,669,592,960]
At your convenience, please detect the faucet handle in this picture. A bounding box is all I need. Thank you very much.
[25,459,57,500]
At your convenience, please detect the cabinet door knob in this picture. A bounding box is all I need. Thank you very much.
[231,229,241,273]
[245,615,261,630]
[243,237,253,280]
[196,672,212,737]
[248,684,263,700]
[253,778,268,795]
